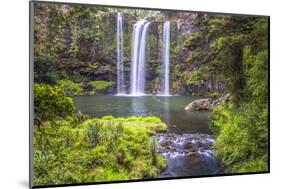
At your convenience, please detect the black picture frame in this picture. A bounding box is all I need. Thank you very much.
[29,1,270,188]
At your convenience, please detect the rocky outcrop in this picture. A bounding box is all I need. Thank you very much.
[184,93,231,111]
[184,98,211,111]
[210,93,231,106]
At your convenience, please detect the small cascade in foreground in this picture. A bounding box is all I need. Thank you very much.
[155,133,220,177]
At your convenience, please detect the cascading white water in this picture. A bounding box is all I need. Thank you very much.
[116,12,125,94]
[130,20,151,95]
[160,21,170,96]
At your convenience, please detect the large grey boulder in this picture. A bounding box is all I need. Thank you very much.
[185,93,231,111]
[184,98,211,111]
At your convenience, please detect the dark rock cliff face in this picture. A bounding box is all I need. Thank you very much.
[34,3,224,96]
[158,12,216,95]
[94,12,137,92]
[106,12,223,95]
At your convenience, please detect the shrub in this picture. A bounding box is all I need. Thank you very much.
[57,80,83,96]
[212,102,268,173]
[34,84,75,126]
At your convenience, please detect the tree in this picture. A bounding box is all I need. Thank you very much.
[185,15,267,104]
[57,80,83,96]
[34,84,75,127]
[203,16,269,173]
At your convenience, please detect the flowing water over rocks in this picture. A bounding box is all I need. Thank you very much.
[155,133,221,177]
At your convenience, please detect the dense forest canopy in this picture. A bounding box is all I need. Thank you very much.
[32,2,269,186]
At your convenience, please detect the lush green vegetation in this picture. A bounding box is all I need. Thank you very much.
[211,101,268,172]
[186,16,270,173]
[32,2,268,185]
[33,84,167,185]
[34,116,167,185]
[89,80,115,94]
[57,80,83,96]
[210,45,268,172]
[34,84,75,126]
[33,4,170,185]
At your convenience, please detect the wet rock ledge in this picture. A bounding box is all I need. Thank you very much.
[184,93,231,111]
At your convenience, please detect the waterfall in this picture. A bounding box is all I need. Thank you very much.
[130,20,151,95]
[160,21,170,96]
[116,12,125,95]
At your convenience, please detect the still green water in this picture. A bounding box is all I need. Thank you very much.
[72,95,211,134]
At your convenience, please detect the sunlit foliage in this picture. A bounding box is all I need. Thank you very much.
[34,116,167,185]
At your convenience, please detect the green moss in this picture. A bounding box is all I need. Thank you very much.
[100,116,167,133]
[89,80,115,94]
[184,31,206,48]
[209,91,220,98]
[187,69,203,85]
[101,115,114,120]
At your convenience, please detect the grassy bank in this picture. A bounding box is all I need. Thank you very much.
[34,115,167,185]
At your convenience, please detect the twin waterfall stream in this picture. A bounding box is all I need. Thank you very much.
[116,13,125,95]
[161,21,171,96]
[116,13,170,96]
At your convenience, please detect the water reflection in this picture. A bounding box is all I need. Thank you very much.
[73,95,211,134]
[157,96,171,127]
[131,96,147,116]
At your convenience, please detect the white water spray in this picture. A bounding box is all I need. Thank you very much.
[116,13,125,94]
[130,20,151,95]
[160,21,170,96]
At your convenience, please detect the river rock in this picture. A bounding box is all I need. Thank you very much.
[184,93,231,111]
[183,142,196,151]
[184,98,211,111]
[159,139,170,147]
[197,142,211,150]
[183,141,194,147]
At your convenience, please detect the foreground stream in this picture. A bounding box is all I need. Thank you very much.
[73,95,221,178]
[155,133,220,177]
